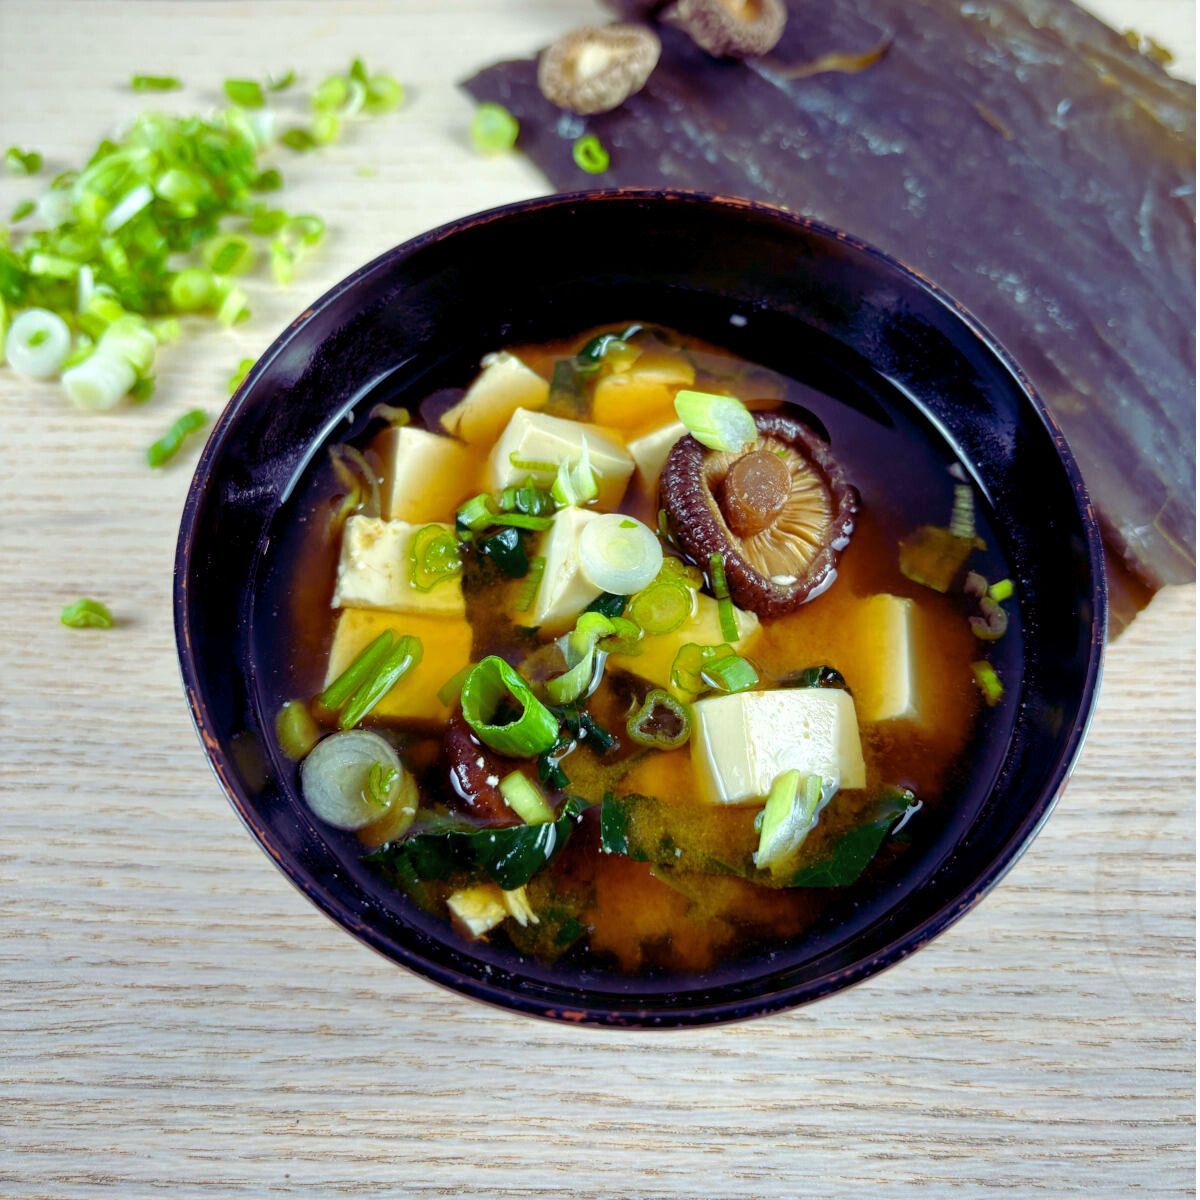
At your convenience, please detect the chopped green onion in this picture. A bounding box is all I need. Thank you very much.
[547,611,618,705]
[471,103,520,154]
[339,634,423,729]
[709,552,739,642]
[516,555,547,612]
[578,513,664,595]
[572,134,610,174]
[228,356,256,394]
[949,483,975,540]
[674,389,757,453]
[146,407,208,467]
[657,507,671,540]
[268,69,297,92]
[131,74,182,92]
[301,731,405,830]
[215,281,250,326]
[320,631,394,710]
[551,439,598,507]
[701,653,759,694]
[629,579,692,635]
[275,700,320,760]
[478,526,529,577]
[971,660,1004,706]
[130,376,155,403]
[409,524,463,591]
[224,79,266,108]
[251,167,283,192]
[499,772,556,824]
[577,325,644,364]
[5,147,42,175]
[988,578,1015,603]
[203,233,256,276]
[499,481,554,516]
[365,75,405,114]
[364,761,399,808]
[489,512,554,531]
[671,642,739,695]
[10,199,35,222]
[169,267,215,311]
[509,452,558,473]
[60,598,114,629]
[437,663,475,708]
[456,493,497,532]
[62,353,136,411]
[312,111,342,145]
[280,127,317,152]
[6,309,71,378]
[626,689,692,749]
[460,656,559,757]
[754,771,827,876]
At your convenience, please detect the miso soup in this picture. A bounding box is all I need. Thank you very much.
[265,324,1019,976]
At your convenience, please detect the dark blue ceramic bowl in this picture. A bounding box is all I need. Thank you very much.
[174,190,1105,1026]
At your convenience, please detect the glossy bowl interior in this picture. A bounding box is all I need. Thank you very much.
[175,190,1105,1026]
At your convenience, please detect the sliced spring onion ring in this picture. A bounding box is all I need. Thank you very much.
[62,352,136,410]
[5,309,71,378]
[629,579,693,635]
[460,656,559,757]
[320,631,393,711]
[578,514,664,595]
[60,598,114,629]
[339,635,422,729]
[457,493,497,532]
[674,389,757,453]
[409,524,462,591]
[626,689,692,749]
[471,103,520,154]
[146,408,208,468]
[546,612,617,705]
[275,700,320,761]
[754,771,828,876]
[499,771,556,824]
[988,578,1015,603]
[572,134,610,174]
[551,439,598,507]
[701,653,759,694]
[972,660,1004,706]
[300,730,404,830]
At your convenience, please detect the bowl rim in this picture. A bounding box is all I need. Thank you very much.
[174,187,1108,1028]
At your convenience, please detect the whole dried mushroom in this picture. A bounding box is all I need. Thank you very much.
[660,410,858,617]
[537,24,662,115]
[661,0,787,59]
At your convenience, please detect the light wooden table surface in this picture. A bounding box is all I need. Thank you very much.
[0,3,1193,1196]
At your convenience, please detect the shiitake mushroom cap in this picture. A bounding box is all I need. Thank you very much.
[661,0,787,59]
[660,409,858,617]
[537,24,662,115]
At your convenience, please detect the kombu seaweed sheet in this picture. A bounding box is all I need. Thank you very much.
[463,0,1196,627]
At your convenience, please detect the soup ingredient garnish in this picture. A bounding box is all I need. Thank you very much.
[516,554,547,612]
[299,730,407,831]
[461,656,560,757]
[629,575,692,635]
[227,356,255,393]
[626,689,692,750]
[988,578,1014,603]
[499,771,556,824]
[572,134,610,175]
[670,642,758,696]
[130,75,182,92]
[409,524,463,591]
[754,770,827,875]
[674,389,757,453]
[470,102,520,154]
[708,551,739,642]
[971,660,1004,707]
[60,597,114,629]
[546,611,638,705]
[5,308,70,377]
[5,147,42,175]
[275,700,320,761]
[551,441,598,507]
[662,409,858,616]
[537,24,661,115]
[661,0,788,59]
[337,635,423,729]
[366,796,585,891]
[146,408,208,468]
[579,513,663,594]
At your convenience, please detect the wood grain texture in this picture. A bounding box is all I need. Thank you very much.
[0,2,1193,1197]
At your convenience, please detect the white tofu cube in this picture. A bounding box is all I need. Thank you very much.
[691,688,866,805]
[332,515,465,617]
[447,885,509,938]
[627,420,688,490]
[381,426,480,523]
[518,507,602,634]
[488,408,634,511]
[853,594,919,723]
[440,352,550,444]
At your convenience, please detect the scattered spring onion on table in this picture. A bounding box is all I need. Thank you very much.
[146,408,208,467]
[471,103,520,154]
[60,598,114,629]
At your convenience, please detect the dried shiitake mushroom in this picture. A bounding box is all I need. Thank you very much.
[537,24,662,115]
[661,0,787,59]
[660,410,858,616]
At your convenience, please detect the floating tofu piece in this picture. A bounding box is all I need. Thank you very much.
[381,425,481,523]
[517,507,603,634]
[488,408,634,511]
[627,420,688,490]
[440,352,550,444]
[853,594,920,723]
[332,515,464,617]
[592,352,694,434]
[607,593,759,694]
[691,688,867,805]
[324,608,471,727]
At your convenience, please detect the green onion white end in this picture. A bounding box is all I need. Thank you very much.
[299,729,406,830]
[674,389,757,453]
[579,513,663,595]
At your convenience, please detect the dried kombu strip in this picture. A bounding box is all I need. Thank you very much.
[464,0,1195,629]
